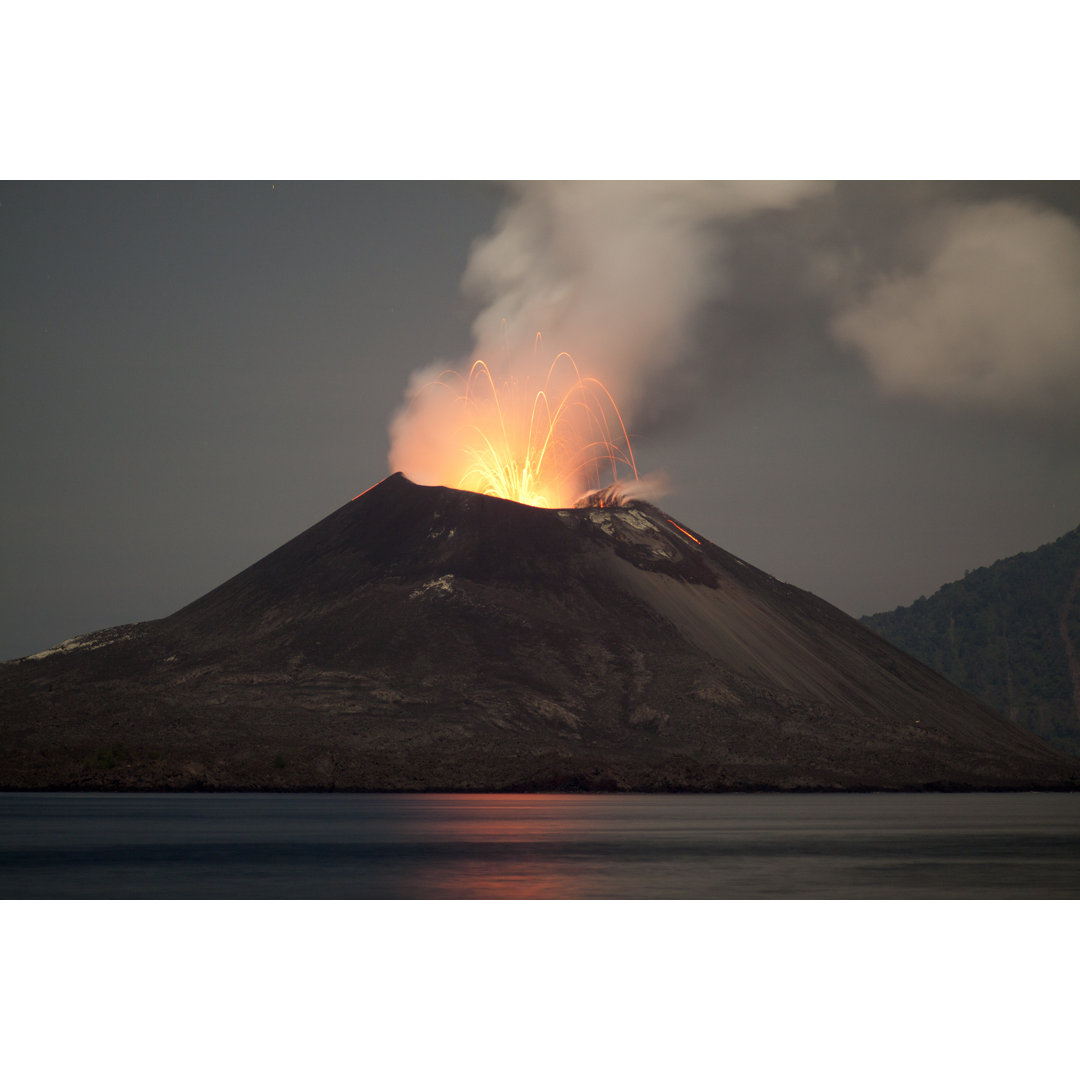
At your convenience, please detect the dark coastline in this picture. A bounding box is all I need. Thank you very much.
[3,780,1078,794]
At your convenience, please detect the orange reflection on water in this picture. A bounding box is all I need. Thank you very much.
[403,794,600,899]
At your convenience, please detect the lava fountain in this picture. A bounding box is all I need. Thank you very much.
[389,347,641,509]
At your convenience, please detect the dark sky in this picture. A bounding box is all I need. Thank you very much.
[3,180,1080,661]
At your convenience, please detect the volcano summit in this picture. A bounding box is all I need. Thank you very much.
[2,474,1076,791]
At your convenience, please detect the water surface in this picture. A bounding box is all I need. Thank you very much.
[1,792,1077,898]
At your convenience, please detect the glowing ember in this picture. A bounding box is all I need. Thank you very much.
[397,350,639,509]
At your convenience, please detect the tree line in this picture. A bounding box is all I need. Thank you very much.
[862,524,1080,756]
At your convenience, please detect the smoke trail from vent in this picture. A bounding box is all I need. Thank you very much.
[389,181,831,497]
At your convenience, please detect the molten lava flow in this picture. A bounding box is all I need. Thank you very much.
[398,350,639,509]
[666,519,702,544]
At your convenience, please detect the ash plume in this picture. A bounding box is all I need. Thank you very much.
[388,181,831,498]
[827,198,1080,413]
[461,181,831,408]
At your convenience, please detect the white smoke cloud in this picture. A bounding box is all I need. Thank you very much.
[389,180,831,497]
[830,199,1080,412]
[461,180,832,409]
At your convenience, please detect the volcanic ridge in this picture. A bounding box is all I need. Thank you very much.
[2,473,1076,792]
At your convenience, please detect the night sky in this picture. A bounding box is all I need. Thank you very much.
[3,180,1080,661]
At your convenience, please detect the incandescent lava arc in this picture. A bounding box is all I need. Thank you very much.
[389,349,644,510]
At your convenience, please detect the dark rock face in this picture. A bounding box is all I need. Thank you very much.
[863,524,1080,756]
[3,473,1077,791]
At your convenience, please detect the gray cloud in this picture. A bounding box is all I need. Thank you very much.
[828,199,1080,412]
[460,181,833,411]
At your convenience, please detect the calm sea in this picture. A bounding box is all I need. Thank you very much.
[1,791,1077,899]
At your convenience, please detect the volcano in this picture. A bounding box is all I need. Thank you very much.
[2,473,1076,791]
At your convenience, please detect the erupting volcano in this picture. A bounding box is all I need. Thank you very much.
[9,180,1079,794]
[389,345,656,511]
[2,473,1076,792]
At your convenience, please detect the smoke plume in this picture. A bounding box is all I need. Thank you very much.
[463,181,830,405]
[389,180,831,495]
[829,199,1080,412]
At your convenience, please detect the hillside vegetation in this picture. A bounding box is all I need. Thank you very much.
[863,525,1080,756]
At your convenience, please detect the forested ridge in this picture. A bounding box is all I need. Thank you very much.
[862,525,1080,756]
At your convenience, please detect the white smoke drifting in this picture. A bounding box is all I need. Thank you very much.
[462,181,831,409]
[389,180,831,495]
[830,199,1080,412]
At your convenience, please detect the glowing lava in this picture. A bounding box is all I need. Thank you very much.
[397,350,639,509]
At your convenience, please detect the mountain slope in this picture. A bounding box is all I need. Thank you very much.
[2,474,1075,791]
[863,524,1080,756]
